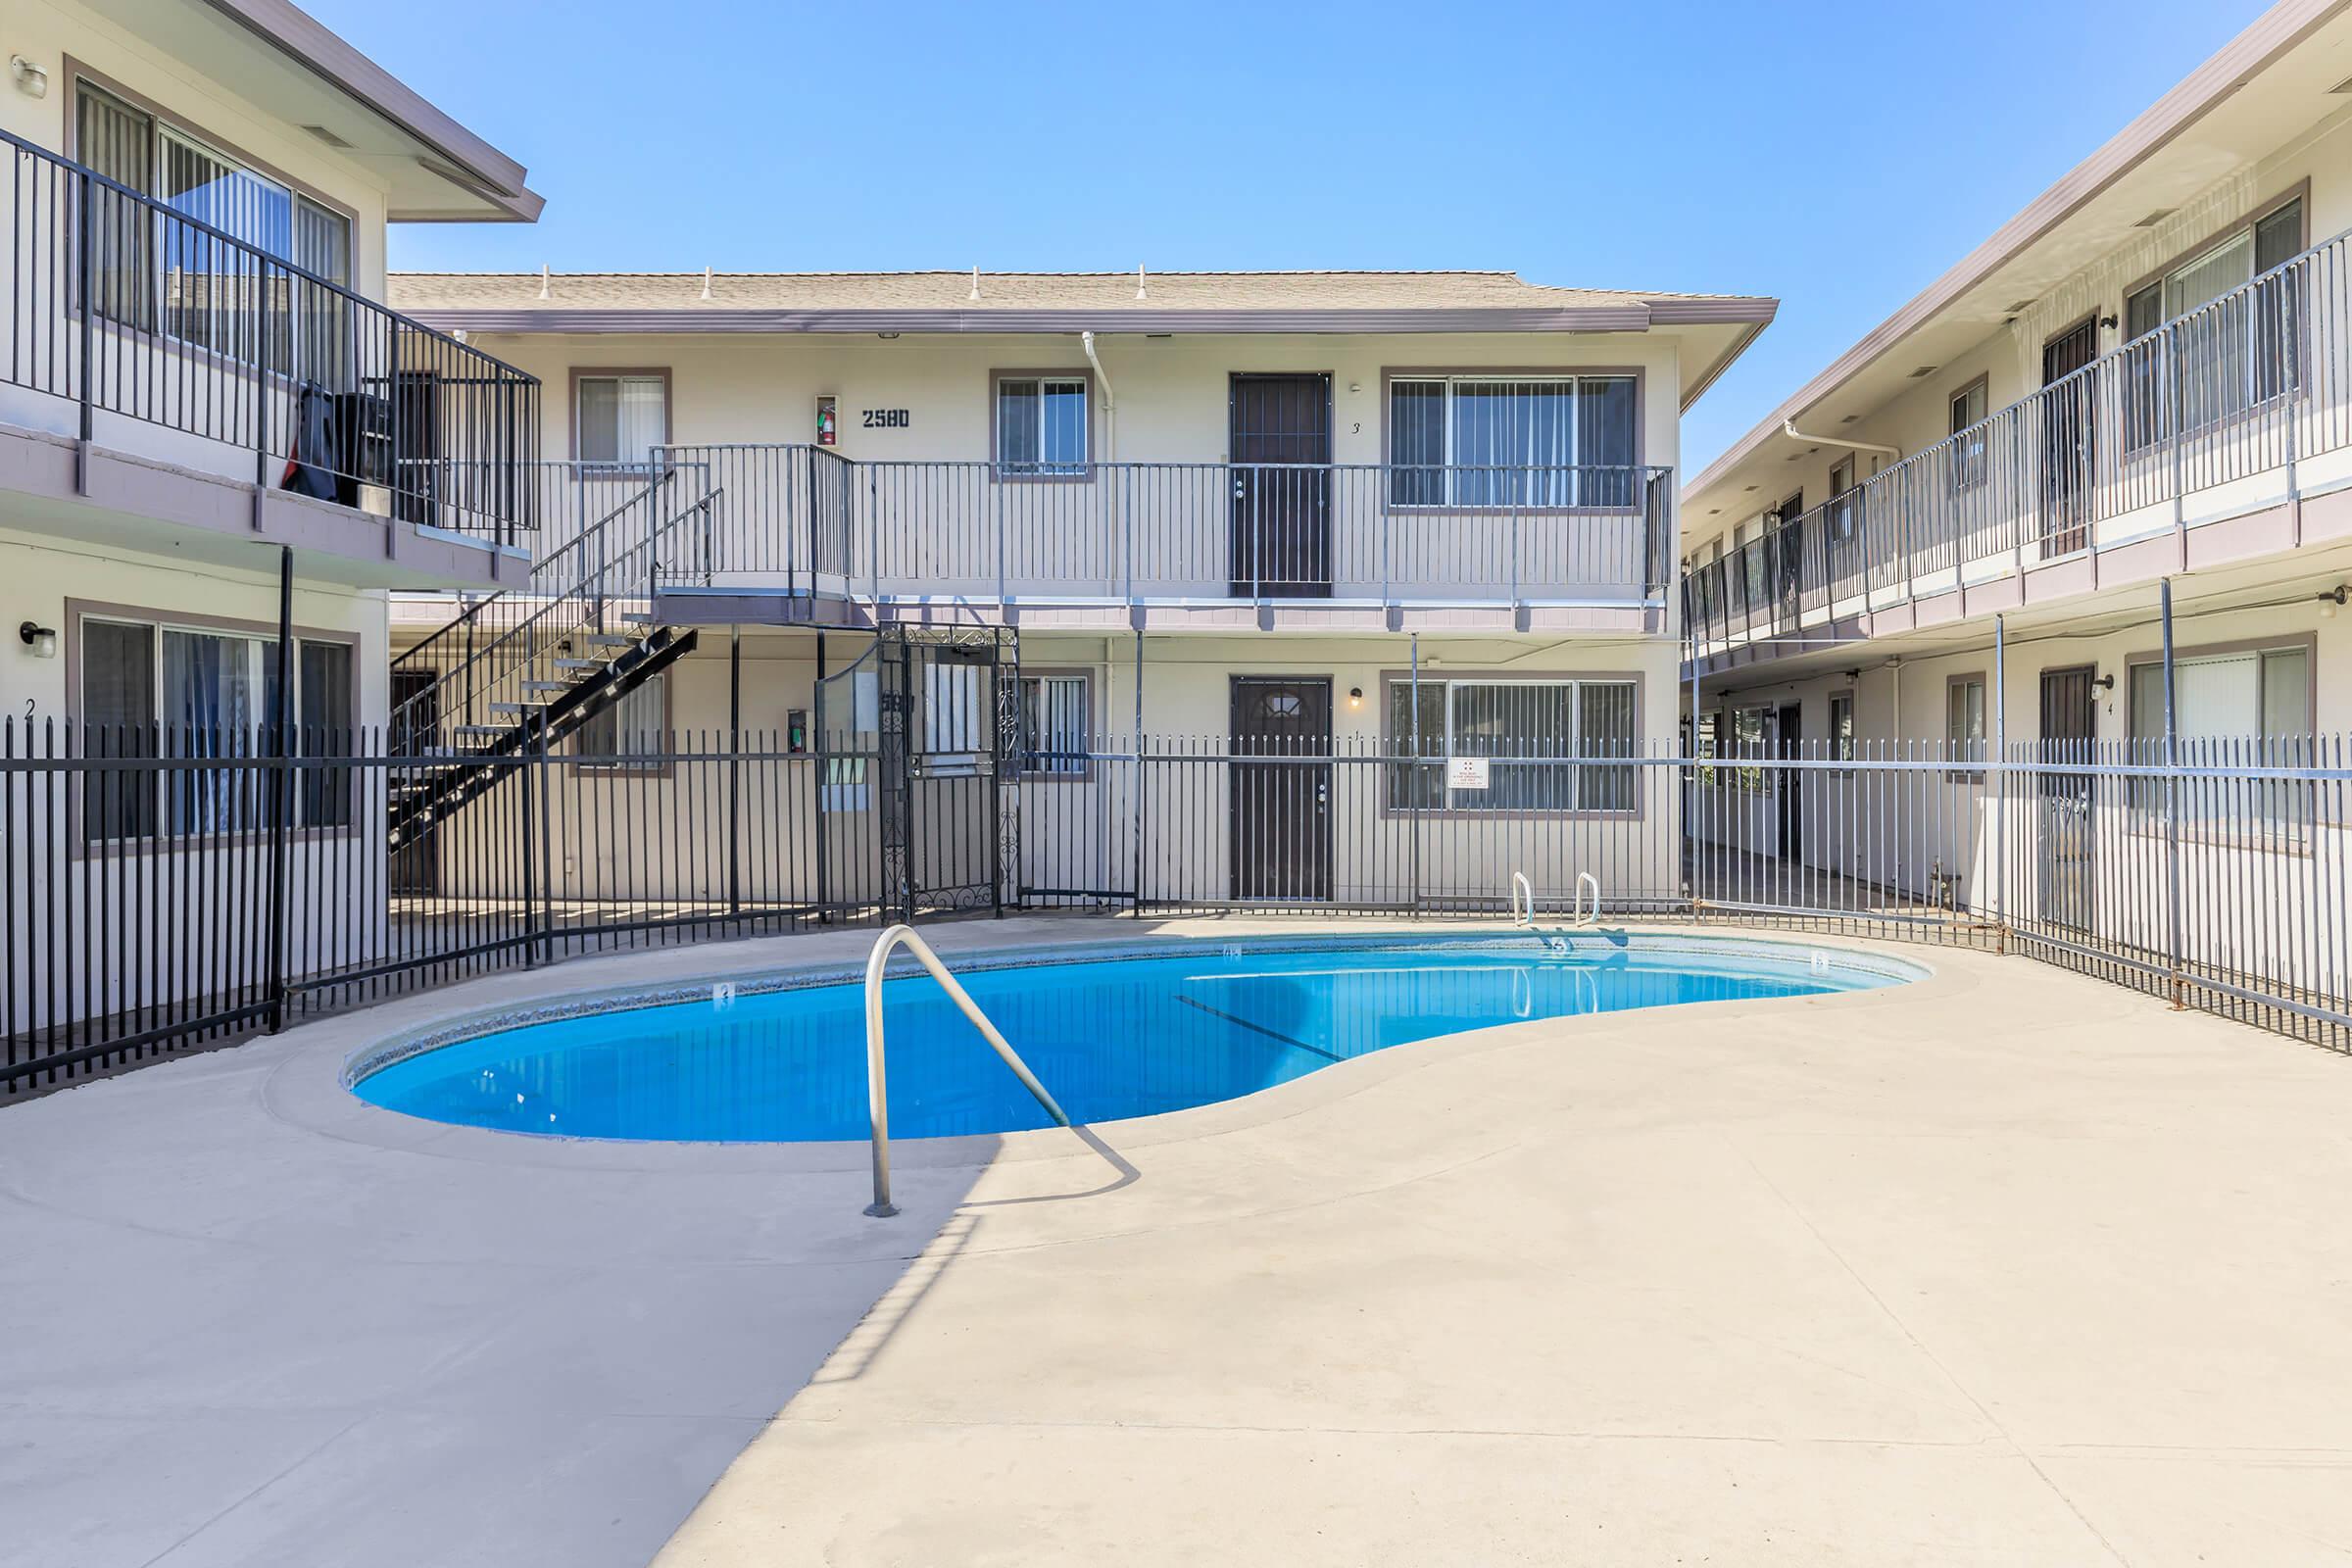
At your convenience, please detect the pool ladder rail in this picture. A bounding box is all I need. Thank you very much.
[861,924,1069,1218]
[1511,870,1601,931]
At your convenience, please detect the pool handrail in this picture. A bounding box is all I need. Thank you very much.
[862,923,1070,1218]
[1513,869,1602,929]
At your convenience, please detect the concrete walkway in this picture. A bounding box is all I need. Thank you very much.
[6,919,2352,1565]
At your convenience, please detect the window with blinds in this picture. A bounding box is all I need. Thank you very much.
[2123,196,2305,450]
[576,375,667,466]
[1018,675,1089,775]
[2128,645,2312,826]
[573,675,668,770]
[74,82,354,375]
[1387,375,1638,507]
[1388,678,1638,811]
[996,377,1089,475]
[77,615,355,838]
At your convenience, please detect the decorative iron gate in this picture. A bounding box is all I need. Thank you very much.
[815,625,1020,922]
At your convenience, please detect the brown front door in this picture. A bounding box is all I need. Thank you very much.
[2040,319,2098,558]
[2036,666,2097,930]
[390,668,438,896]
[1229,676,1333,901]
[1229,373,1332,597]
[1777,701,1803,861]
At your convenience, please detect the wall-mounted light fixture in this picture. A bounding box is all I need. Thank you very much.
[2091,672,2116,693]
[2320,585,2348,619]
[1348,686,1363,709]
[1839,668,1862,682]
[19,621,57,659]
[10,56,48,98]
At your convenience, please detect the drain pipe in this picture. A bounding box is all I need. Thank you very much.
[1083,331,1115,465]
[1783,418,1898,474]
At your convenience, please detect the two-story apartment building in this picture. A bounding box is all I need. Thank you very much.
[2,0,542,738]
[1,0,542,1061]
[381,269,1774,913]
[1680,0,2352,901]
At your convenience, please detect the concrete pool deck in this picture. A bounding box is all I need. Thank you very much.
[6,918,2352,1565]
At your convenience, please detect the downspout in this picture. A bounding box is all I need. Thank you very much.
[1082,331,1115,464]
[1784,418,1898,473]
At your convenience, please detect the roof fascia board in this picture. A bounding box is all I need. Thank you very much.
[197,0,543,221]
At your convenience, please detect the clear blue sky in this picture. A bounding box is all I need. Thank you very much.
[324,0,2271,472]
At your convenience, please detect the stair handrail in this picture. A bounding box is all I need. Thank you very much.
[861,923,1068,1218]
[1572,871,1600,926]
[392,473,669,686]
[390,466,717,736]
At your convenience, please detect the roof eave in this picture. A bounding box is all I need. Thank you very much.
[395,298,1776,336]
[200,0,540,224]
[1682,0,2350,502]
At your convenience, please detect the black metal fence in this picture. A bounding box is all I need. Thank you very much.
[8,725,2348,1098]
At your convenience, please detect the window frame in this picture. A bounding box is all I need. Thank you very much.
[1828,689,1856,769]
[1380,368,1644,514]
[2123,634,2316,741]
[66,598,363,851]
[2123,634,2317,843]
[1014,669,1094,781]
[2119,186,2310,456]
[990,368,1095,481]
[568,368,672,469]
[570,671,672,774]
[1946,375,1989,493]
[65,65,359,373]
[1944,671,1988,781]
[1381,671,1643,818]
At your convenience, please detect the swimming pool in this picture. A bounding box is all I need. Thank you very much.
[350,934,1917,1143]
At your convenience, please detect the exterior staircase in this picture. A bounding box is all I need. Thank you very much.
[388,464,720,858]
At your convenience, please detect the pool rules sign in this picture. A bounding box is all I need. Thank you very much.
[1445,757,1491,791]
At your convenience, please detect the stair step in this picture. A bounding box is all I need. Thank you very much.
[579,635,635,649]
[452,724,511,738]
[488,701,545,713]
[553,658,603,671]
[618,612,656,626]
[522,680,572,693]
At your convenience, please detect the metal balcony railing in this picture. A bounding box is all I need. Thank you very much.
[1687,226,2352,660]
[1,127,541,543]
[624,448,1672,608]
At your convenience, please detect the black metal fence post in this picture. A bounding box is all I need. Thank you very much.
[517,717,538,969]
[265,547,294,1031]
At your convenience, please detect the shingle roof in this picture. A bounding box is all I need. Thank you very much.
[386,270,1775,335]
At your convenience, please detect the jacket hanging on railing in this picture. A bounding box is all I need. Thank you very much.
[280,381,340,501]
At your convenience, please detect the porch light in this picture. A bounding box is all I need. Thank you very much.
[19,621,57,659]
[9,56,46,98]
[1348,687,1363,709]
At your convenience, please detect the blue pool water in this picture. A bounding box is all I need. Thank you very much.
[352,937,1909,1143]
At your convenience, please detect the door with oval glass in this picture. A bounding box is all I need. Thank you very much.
[1229,676,1333,902]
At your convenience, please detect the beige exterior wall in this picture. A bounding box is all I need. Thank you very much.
[470,330,1684,474]
[2,519,391,722]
